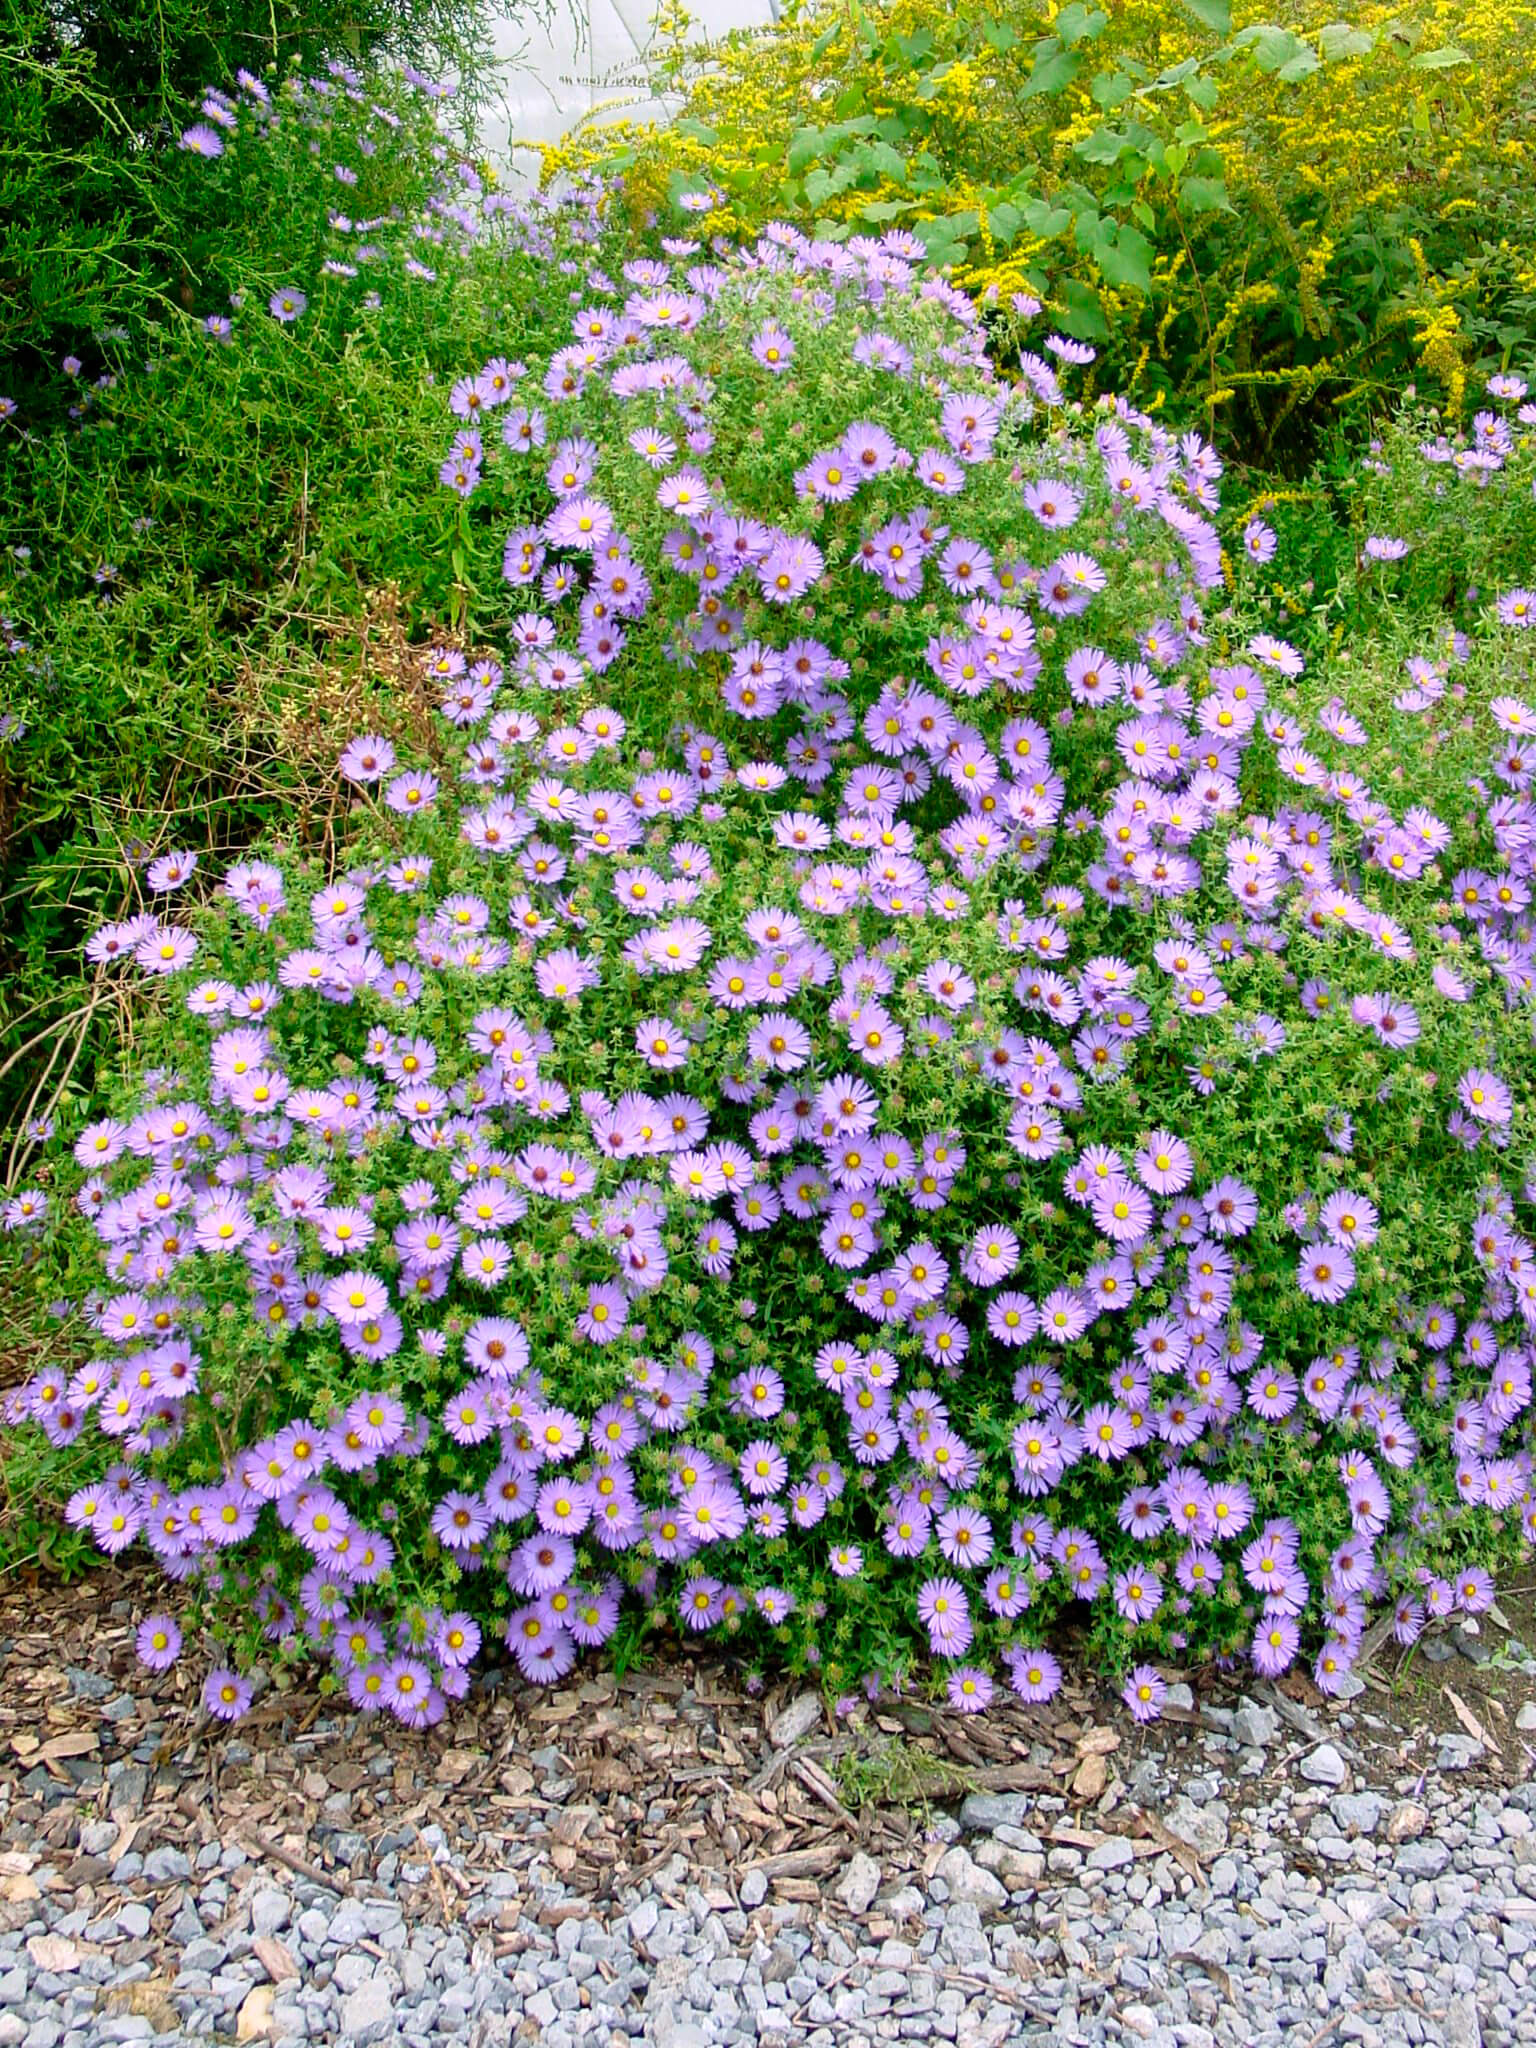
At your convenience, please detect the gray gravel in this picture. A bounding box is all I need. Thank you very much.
[3,1703,1536,2048]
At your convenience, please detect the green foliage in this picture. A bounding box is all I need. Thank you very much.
[2,0,506,394]
[554,0,1536,465]
[0,71,622,1136]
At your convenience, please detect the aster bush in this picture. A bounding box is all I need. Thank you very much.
[6,202,1536,1728]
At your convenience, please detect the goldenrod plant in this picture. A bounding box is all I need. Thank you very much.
[547,0,1536,462]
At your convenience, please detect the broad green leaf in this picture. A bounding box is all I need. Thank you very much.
[1412,44,1471,69]
[1185,73,1220,109]
[1177,0,1231,34]
[1318,22,1374,62]
[787,128,824,177]
[982,18,1020,52]
[1178,174,1231,213]
[987,201,1023,246]
[673,118,719,145]
[892,28,936,67]
[1056,5,1109,46]
[1238,25,1307,72]
[859,199,911,222]
[1059,276,1111,339]
[1076,125,1130,166]
[1022,198,1074,238]
[1278,48,1321,81]
[851,139,908,183]
[1022,42,1082,98]
[1093,222,1154,292]
[913,216,971,266]
[1090,69,1135,109]
[1151,55,1202,90]
[804,163,858,207]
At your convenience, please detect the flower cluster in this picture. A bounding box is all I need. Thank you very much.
[7,217,1536,1726]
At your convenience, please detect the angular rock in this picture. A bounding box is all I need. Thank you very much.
[834,1852,880,1916]
[933,1845,1007,1912]
[1444,1993,1483,2048]
[236,1987,274,2042]
[1396,1839,1451,1879]
[1385,1801,1429,1843]
[957,1793,1031,1834]
[1086,1836,1136,1872]
[1162,1796,1228,1859]
[975,1838,1045,1887]
[1330,1791,1383,1836]
[1299,1743,1347,1787]
[1231,1700,1279,1748]
[339,1977,395,2046]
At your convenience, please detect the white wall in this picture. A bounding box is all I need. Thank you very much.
[486,1,780,170]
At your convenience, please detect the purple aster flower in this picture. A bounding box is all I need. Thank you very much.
[917,1576,972,1655]
[203,1669,253,1721]
[1122,1665,1166,1722]
[948,1667,994,1714]
[1113,1569,1164,1623]
[136,1614,182,1671]
[1297,1244,1355,1303]
[1005,1647,1062,1703]
[577,1283,629,1345]
[750,325,795,372]
[1251,1613,1300,1677]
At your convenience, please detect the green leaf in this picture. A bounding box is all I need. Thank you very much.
[1021,41,1082,99]
[1239,25,1307,72]
[891,28,936,67]
[1153,55,1203,88]
[1056,5,1109,45]
[1185,73,1220,109]
[1177,0,1231,34]
[1076,125,1130,166]
[986,201,1023,247]
[1278,47,1321,81]
[1090,69,1136,109]
[913,215,971,266]
[1177,174,1231,213]
[849,139,908,184]
[1318,22,1374,62]
[786,128,824,177]
[1412,44,1471,69]
[672,118,719,145]
[1093,222,1154,293]
[1059,276,1111,339]
[982,18,1020,52]
[1022,198,1074,238]
[858,199,911,222]
[804,163,858,207]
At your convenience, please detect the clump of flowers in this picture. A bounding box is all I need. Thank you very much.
[6,221,1536,1728]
